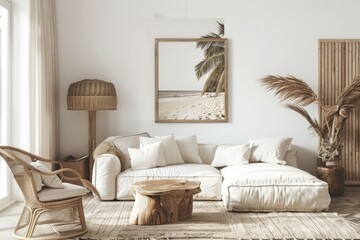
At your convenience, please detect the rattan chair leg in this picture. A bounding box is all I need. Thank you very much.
[78,200,87,231]
[25,208,43,238]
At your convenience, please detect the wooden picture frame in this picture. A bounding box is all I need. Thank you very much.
[155,38,228,123]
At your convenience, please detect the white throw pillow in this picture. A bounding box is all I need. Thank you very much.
[140,135,184,165]
[30,161,64,188]
[211,144,251,167]
[29,164,42,192]
[284,149,298,168]
[175,135,202,164]
[129,141,166,170]
[248,137,293,164]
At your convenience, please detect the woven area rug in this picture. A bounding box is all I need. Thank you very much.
[79,196,360,240]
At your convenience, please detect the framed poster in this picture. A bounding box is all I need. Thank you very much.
[155,38,228,123]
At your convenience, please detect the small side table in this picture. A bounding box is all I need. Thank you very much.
[58,155,89,185]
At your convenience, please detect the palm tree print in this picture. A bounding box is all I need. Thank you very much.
[195,22,225,96]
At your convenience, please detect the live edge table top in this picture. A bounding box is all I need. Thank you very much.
[131,179,201,195]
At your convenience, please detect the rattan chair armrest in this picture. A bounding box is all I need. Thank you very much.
[28,166,65,177]
[29,167,83,181]
[52,168,82,179]
[52,168,101,200]
[80,179,101,200]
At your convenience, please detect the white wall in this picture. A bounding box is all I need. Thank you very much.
[56,0,360,175]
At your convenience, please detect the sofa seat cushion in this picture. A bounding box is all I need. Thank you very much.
[116,164,222,200]
[221,163,331,212]
[38,183,88,202]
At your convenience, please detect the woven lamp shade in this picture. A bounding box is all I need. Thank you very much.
[67,79,117,111]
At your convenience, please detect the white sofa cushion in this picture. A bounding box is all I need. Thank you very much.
[175,135,202,164]
[140,135,184,165]
[211,144,251,167]
[109,132,151,170]
[129,141,166,170]
[284,149,298,167]
[248,138,292,164]
[116,163,222,200]
[38,183,88,202]
[30,161,64,189]
[198,144,217,165]
[92,154,122,200]
[221,163,331,212]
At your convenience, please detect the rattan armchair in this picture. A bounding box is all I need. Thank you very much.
[0,146,100,240]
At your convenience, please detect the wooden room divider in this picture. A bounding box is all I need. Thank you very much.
[319,40,360,185]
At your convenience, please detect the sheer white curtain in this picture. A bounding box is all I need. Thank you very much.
[11,0,58,200]
[29,0,58,159]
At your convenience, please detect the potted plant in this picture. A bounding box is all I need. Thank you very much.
[261,75,360,196]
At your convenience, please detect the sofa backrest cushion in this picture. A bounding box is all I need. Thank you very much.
[198,143,299,167]
[175,135,202,164]
[284,149,298,168]
[248,137,293,164]
[106,132,151,170]
[140,135,184,165]
[95,135,299,169]
[211,144,251,167]
[198,144,218,165]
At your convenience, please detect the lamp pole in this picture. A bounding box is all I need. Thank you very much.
[88,110,96,181]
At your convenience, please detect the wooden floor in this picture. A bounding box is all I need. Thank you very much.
[0,187,359,240]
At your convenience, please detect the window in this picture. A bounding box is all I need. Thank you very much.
[0,0,11,208]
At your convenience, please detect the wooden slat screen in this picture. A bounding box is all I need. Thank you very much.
[319,40,360,185]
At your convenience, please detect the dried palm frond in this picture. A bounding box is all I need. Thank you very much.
[286,104,323,137]
[261,75,318,106]
[321,104,352,138]
[336,75,360,108]
[333,107,351,135]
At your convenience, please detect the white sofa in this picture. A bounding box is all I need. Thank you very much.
[93,143,222,200]
[92,135,331,212]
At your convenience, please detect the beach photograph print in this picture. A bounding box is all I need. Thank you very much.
[155,25,228,123]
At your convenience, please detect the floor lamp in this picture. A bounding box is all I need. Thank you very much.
[67,79,117,180]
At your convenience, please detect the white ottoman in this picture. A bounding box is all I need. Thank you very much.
[221,163,331,212]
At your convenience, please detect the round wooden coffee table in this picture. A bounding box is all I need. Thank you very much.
[129,179,201,225]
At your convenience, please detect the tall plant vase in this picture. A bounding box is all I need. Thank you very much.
[317,166,344,196]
